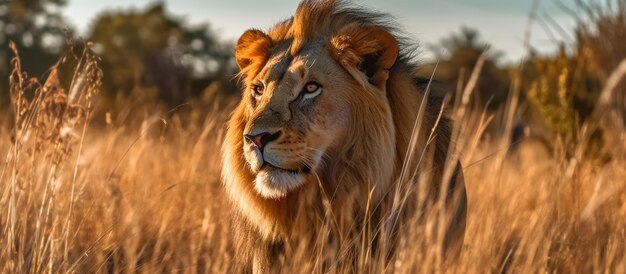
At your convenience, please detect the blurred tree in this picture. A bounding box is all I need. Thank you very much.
[88,3,237,108]
[524,0,626,158]
[430,27,511,111]
[575,0,626,124]
[526,48,581,145]
[524,45,608,158]
[0,0,70,106]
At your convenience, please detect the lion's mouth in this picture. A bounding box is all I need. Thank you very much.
[246,148,315,198]
[261,162,312,174]
[253,162,310,199]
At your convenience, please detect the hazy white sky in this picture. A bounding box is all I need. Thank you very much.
[63,0,578,63]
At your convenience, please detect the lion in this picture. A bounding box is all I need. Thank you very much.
[221,0,467,272]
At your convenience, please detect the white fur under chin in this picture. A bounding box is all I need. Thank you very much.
[254,168,305,199]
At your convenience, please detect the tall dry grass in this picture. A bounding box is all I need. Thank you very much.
[2,7,626,274]
[1,52,625,274]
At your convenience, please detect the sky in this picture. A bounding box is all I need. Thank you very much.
[62,0,579,63]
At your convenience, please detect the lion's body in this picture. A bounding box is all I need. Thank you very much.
[221,0,467,272]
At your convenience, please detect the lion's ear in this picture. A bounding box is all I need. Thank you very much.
[235,29,273,71]
[329,25,399,89]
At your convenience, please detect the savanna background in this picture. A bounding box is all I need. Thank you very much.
[1,0,625,273]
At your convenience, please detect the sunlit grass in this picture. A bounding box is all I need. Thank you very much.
[1,42,624,273]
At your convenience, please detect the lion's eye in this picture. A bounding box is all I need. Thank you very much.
[251,84,264,100]
[305,82,320,93]
[302,81,322,100]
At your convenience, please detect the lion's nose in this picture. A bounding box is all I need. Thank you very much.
[244,131,282,151]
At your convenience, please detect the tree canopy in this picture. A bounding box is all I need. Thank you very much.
[88,3,236,107]
[430,27,511,110]
[0,0,70,105]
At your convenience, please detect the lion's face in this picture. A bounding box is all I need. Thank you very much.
[232,23,399,200]
[240,42,353,199]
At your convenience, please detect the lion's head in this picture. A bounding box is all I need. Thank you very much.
[235,21,402,198]
[222,1,463,246]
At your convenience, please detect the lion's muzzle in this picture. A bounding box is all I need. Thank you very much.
[242,128,315,199]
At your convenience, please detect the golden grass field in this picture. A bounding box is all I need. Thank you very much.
[1,42,625,274]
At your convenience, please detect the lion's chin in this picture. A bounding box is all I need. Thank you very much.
[254,166,305,199]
